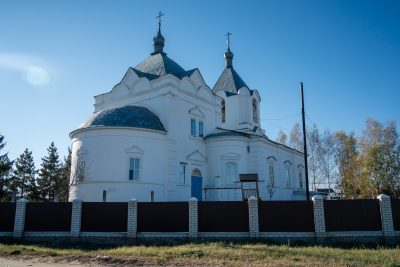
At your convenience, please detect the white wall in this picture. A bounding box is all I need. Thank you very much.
[69,128,168,202]
[71,66,305,202]
[205,135,306,201]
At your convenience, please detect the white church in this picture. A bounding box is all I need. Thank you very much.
[68,18,306,202]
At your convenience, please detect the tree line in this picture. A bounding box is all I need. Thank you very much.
[0,135,71,202]
[276,118,400,199]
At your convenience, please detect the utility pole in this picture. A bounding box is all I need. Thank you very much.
[301,82,310,200]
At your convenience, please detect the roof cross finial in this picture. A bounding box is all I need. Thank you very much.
[224,32,234,68]
[225,32,232,51]
[152,12,166,55]
[156,11,164,29]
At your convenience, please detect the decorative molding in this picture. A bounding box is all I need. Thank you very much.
[221,152,241,161]
[186,150,206,163]
[125,145,144,155]
[297,164,304,169]
[284,160,293,166]
[267,156,277,162]
[188,106,205,119]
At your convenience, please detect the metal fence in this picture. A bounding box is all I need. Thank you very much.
[324,199,382,231]
[0,203,15,231]
[198,201,249,232]
[137,202,188,232]
[259,201,315,232]
[25,202,72,231]
[392,199,400,231]
[81,202,127,232]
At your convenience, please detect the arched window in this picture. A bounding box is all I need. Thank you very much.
[225,162,238,182]
[252,98,257,123]
[299,172,303,189]
[221,100,226,123]
[297,165,304,189]
[284,161,292,187]
[77,160,85,182]
[192,168,202,177]
[267,156,277,200]
[268,165,275,186]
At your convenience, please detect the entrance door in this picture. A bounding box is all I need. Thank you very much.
[191,169,202,201]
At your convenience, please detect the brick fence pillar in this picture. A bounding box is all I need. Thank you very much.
[248,196,259,238]
[13,198,28,239]
[189,197,198,239]
[127,198,138,240]
[312,195,326,243]
[377,194,395,244]
[70,199,82,242]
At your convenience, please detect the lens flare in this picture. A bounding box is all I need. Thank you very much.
[24,66,50,86]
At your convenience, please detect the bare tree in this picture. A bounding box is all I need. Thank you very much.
[290,123,303,152]
[276,130,288,145]
[320,130,338,191]
[307,124,322,191]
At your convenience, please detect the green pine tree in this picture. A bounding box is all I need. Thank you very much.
[58,147,72,202]
[38,142,62,201]
[11,148,40,201]
[0,134,13,201]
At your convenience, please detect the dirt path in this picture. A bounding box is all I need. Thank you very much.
[0,257,103,267]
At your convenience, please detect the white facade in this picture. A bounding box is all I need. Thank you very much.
[69,25,306,202]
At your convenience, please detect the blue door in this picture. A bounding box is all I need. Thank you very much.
[191,176,202,201]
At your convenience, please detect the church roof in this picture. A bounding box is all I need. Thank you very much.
[204,130,250,140]
[212,35,250,94]
[77,106,166,132]
[131,13,195,80]
[133,53,194,79]
[213,67,249,94]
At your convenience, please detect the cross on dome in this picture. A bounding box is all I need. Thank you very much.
[152,11,166,55]
[224,32,234,68]
[156,11,164,29]
[225,32,232,51]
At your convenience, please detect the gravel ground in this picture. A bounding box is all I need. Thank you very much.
[0,257,103,267]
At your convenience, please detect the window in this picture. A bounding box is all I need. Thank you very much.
[299,171,303,189]
[221,100,226,123]
[252,98,257,123]
[191,118,196,136]
[199,121,204,137]
[285,165,291,187]
[150,191,154,202]
[269,165,275,186]
[129,158,140,180]
[180,162,187,184]
[77,160,85,182]
[225,162,238,182]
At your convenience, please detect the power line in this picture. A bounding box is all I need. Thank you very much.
[262,121,292,132]
[305,114,316,126]
[260,112,301,121]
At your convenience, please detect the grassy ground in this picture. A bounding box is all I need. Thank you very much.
[0,242,399,266]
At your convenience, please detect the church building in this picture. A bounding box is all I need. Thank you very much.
[68,18,306,202]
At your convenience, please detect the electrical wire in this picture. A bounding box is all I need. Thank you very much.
[260,112,301,121]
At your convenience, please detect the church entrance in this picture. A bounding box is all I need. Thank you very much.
[191,169,203,201]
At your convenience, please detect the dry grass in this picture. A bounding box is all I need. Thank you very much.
[0,242,399,266]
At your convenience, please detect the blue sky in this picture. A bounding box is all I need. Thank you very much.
[0,0,399,166]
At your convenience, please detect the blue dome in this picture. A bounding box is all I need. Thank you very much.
[77,106,166,132]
